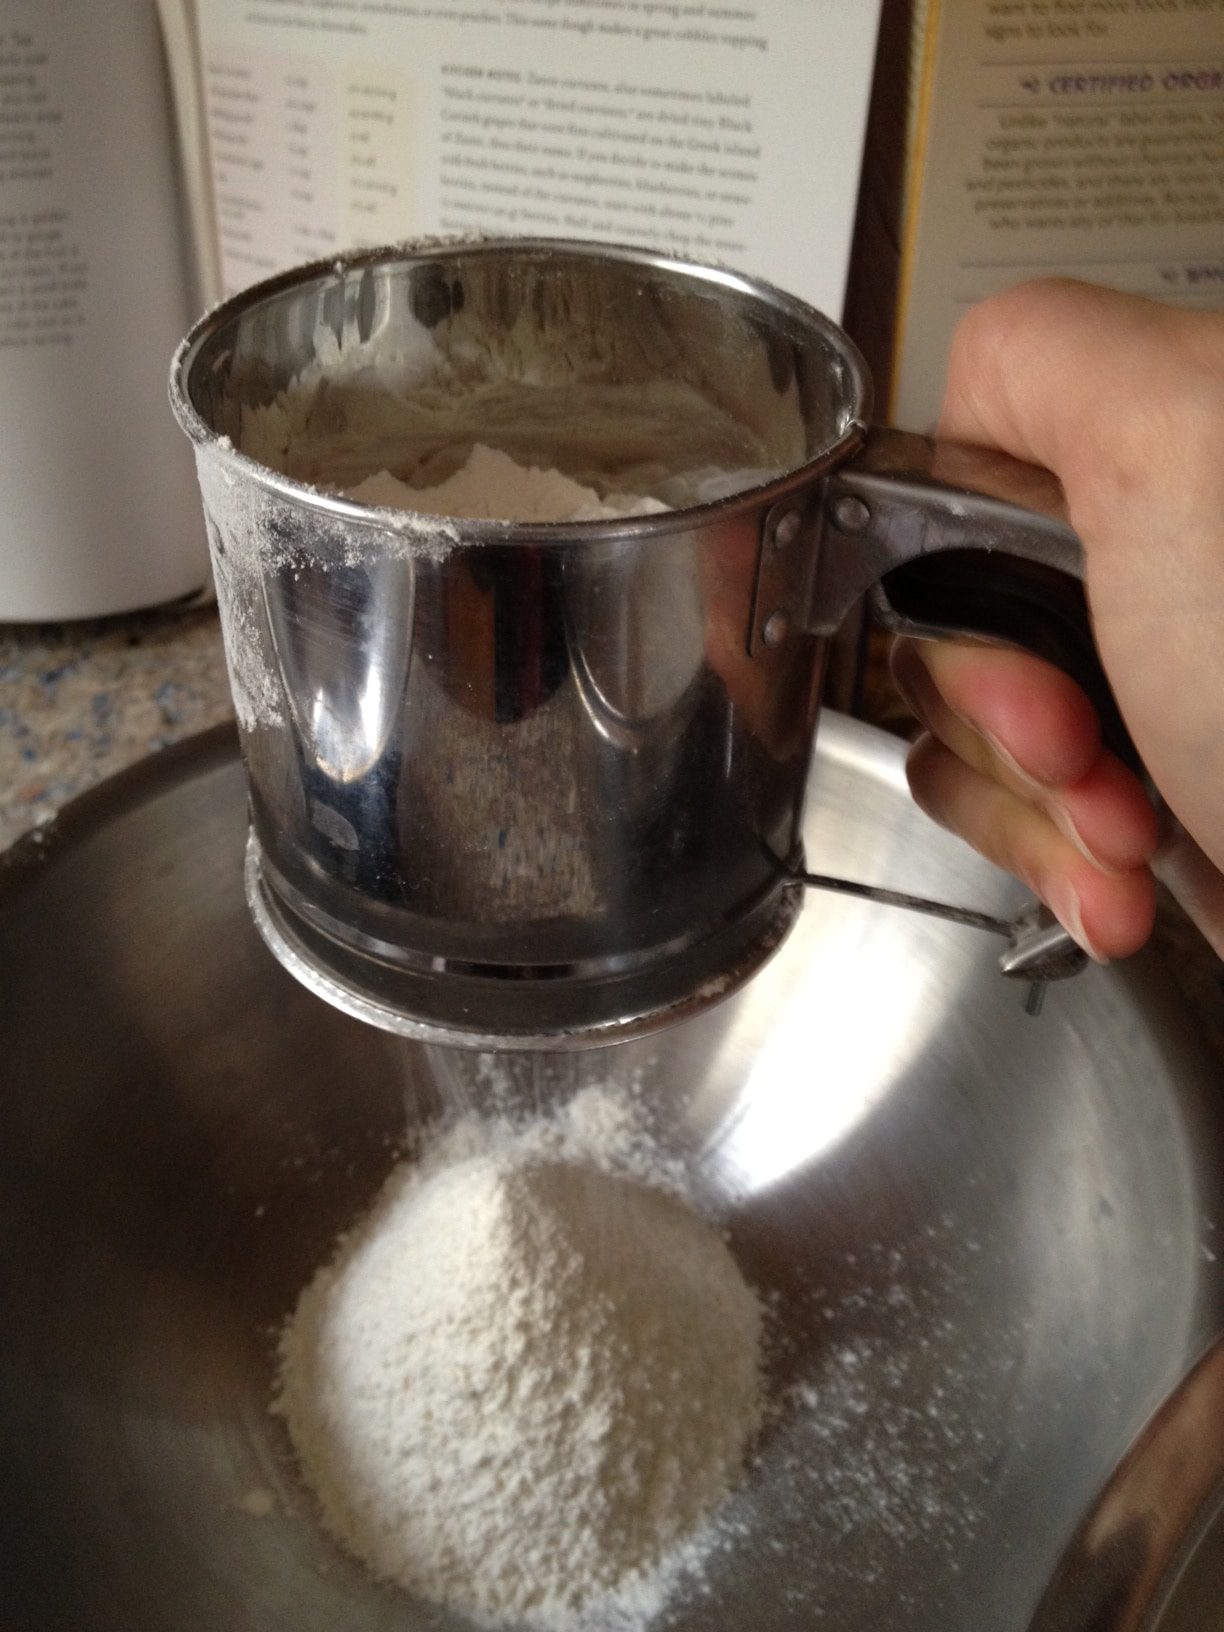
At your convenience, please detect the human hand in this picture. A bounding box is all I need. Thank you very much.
[891,280,1224,962]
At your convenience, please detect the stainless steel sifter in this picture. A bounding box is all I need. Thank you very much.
[171,238,1124,1048]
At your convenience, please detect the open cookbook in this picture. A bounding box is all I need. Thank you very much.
[3,0,1218,617]
[0,0,883,617]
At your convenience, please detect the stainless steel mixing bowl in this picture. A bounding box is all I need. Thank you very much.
[1033,1333,1224,1631]
[2,713,1222,1631]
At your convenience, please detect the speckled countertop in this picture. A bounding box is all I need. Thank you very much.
[2,608,1221,1065]
[0,607,232,849]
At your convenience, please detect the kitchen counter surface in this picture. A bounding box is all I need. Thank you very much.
[0,607,232,851]
[2,607,1221,1067]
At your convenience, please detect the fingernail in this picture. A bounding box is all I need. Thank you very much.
[978,729,1045,795]
[1046,878,1110,965]
[1048,801,1127,877]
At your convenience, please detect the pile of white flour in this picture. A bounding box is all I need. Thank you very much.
[275,1090,763,1631]
[347,443,670,524]
[236,318,777,515]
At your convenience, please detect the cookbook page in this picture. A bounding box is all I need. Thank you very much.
[893,0,1224,427]
[0,0,208,618]
[194,0,881,319]
[157,0,224,308]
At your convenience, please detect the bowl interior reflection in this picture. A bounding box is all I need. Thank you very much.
[1,715,1221,1632]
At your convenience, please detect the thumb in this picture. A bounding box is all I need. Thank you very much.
[937,279,1224,880]
[938,279,1224,545]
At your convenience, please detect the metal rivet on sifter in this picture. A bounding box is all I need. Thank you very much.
[771,510,802,549]
[832,494,871,533]
[762,610,791,648]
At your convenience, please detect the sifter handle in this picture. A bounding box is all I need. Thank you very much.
[799,425,1141,989]
[813,425,1138,770]
[807,429,1223,975]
